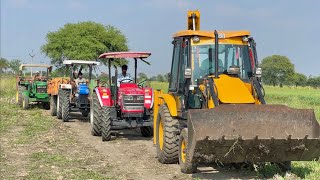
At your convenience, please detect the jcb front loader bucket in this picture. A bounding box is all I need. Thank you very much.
[187,104,320,164]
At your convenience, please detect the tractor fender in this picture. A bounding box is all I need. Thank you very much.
[158,94,177,117]
[93,87,112,107]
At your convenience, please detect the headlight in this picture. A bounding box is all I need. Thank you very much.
[136,96,144,101]
[123,95,133,101]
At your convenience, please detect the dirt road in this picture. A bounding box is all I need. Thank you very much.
[58,111,257,180]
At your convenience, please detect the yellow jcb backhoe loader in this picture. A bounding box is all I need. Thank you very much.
[153,10,320,174]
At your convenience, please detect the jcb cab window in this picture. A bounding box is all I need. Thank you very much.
[169,39,181,90]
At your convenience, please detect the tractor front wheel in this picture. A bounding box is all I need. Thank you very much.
[61,90,70,122]
[156,104,179,164]
[179,128,197,174]
[50,95,57,116]
[22,96,29,110]
[140,126,153,137]
[90,92,101,136]
[57,90,62,119]
[101,107,112,141]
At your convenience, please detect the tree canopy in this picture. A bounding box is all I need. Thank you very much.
[8,59,22,75]
[41,21,129,69]
[260,55,295,87]
[0,58,9,73]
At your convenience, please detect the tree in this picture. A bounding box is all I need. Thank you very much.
[307,76,320,88]
[163,73,170,82]
[290,73,307,87]
[157,74,165,82]
[41,21,129,69]
[261,55,295,87]
[8,59,22,75]
[138,72,148,81]
[0,58,9,73]
[149,76,157,81]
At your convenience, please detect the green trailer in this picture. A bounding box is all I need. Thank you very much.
[16,64,53,109]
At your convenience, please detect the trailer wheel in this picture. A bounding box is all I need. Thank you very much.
[101,107,112,141]
[50,96,57,116]
[90,93,101,136]
[57,90,62,119]
[156,104,179,164]
[179,128,197,174]
[61,90,70,122]
[22,96,29,110]
[140,126,153,137]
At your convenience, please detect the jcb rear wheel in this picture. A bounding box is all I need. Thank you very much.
[61,90,70,122]
[156,104,179,164]
[50,95,57,116]
[91,92,101,136]
[140,126,153,137]
[179,128,197,174]
[101,107,112,141]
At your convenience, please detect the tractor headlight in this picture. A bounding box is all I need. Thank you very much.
[123,95,133,101]
[136,96,144,101]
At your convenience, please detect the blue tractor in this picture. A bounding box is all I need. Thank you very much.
[57,60,100,122]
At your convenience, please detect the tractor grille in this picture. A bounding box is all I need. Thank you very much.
[123,95,144,110]
[37,86,47,93]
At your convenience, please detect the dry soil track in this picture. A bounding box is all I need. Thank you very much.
[59,111,257,180]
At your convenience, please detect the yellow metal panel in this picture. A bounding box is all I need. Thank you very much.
[191,37,247,46]
[214,75,255,103]
[153,89,163,145]
[187,10,200,30]
[158,94,178,117]
[173,30,250,39]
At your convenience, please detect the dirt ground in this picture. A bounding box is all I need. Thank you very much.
[1,108,259,180]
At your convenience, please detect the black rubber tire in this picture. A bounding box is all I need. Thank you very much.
[101,107,112,141]
[42,102,50,110]
[156,104,179,164]
[50,95,57,116]
[57,90,62,119]
[140,126,153,137]
[22,96,29,110]
[17,86,26,106]
[61,90,70,122]
[179,128,197,174]
[81,110,89,117]
[91,93,102,136]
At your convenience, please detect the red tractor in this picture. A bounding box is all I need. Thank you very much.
[90,52,154,141]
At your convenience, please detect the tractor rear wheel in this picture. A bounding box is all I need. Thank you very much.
[90,92,101,136]
[57,90,62,119]
[61,90,70,122]
[22,96,29,110]
[156,104,179,164]
[50,95,57,116]
[101,107,112,141]
[179,128,197,174]
[140,126,153,137]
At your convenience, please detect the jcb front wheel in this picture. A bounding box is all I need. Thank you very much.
[156,104,179,164]
[179,128,197,174]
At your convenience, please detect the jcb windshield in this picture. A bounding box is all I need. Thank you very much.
[192,44,253,84]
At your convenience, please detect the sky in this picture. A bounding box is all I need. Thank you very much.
[1,0,320,76]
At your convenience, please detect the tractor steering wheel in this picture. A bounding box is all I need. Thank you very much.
[119,78,133,84]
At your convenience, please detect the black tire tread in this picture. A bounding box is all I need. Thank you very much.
[156,104,179,164]
[179,128,197,174]
[91,93,102,136]
[50,96,57,116]
[140,126,153,137]
[101,107,112,141]
[61,90,70,122]
[57,90,62,119]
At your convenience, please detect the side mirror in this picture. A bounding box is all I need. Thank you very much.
[184,68,192,79]
[255,67,262,78]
